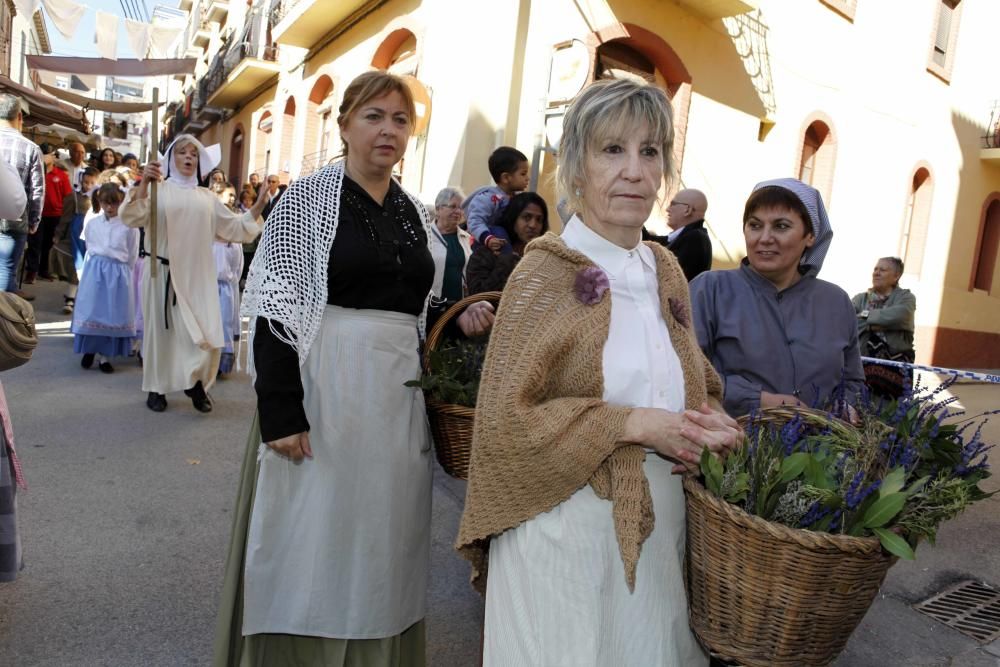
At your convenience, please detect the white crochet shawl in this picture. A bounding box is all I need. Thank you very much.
[241,160,434,377]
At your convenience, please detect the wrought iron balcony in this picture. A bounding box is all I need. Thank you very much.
[300,148,334,176]
[981,102,1000,163]
[201,8,281,109]
[983,102,1000,149]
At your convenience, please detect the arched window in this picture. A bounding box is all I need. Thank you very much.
[229,126,244,188]
[372,28,418,75]
[279,96,296,178]
[372,28,422,179]
[972,198,1000,292]
[797,118,837,204]
[303,75,335,175]
[255,110,272,178]
[597,41,655,82]
[586,28,692,233]
[899,167,933,276]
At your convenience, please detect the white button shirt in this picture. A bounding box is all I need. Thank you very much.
[561,215,686,413]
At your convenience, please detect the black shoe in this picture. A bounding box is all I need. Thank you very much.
[81,353,95,369]
[99,361,114,374]
[146,392,167,412]
[184,381,213,413]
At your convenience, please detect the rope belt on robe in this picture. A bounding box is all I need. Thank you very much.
[139,246,176,329]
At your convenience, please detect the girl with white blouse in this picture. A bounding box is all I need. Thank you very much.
[71,183,139,373]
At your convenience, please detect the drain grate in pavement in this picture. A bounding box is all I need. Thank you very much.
[914,580,1000,643]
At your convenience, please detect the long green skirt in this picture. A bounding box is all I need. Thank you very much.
[211,414,427,667]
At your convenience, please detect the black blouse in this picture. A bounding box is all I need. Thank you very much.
[254,176,434,442]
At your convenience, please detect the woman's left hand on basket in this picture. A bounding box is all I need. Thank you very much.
[673,403,743,474]
[457,301,495,337]
[266,431,313,462]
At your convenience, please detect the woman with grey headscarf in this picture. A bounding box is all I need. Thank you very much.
[689,178,864,416]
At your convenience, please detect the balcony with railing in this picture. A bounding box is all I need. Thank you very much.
[300,149,333,176]
[202,8,281,109]
[981,102,1000,162]
[270,0,372,49]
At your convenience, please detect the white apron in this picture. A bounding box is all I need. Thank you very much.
[242,306,433,639]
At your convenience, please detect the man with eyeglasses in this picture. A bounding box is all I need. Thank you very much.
[261,174,285,221]
[645,188,712,281]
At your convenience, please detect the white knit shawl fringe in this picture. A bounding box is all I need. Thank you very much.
[240,160,434,380]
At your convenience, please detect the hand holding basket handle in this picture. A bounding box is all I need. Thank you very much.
[423,292,502,479]
[456,300,495,337]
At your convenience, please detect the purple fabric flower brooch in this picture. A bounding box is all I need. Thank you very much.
[574,267,610,305]
[668,297,690,328]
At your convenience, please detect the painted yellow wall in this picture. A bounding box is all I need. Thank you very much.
[196,0,1000,364]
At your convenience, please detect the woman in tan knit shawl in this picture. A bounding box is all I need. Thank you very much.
[456,78,742,665]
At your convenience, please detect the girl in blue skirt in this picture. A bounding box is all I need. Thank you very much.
[72,183,139,373]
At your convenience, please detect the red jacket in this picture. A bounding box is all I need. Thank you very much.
[43,167,73,217]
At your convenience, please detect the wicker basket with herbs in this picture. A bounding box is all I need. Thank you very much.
[685,379,995,666]
[406,292,500,479]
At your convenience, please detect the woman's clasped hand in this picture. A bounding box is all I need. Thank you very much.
[627,402,742,473]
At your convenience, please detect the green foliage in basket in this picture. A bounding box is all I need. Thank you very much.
[405,338,488,408]
[700,377,995,560]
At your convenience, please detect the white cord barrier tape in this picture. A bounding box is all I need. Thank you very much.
[861,356,1000,384]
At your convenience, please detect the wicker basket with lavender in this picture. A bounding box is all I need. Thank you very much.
[684,377,995,666]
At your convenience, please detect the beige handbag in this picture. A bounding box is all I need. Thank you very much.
[0,292,37,372]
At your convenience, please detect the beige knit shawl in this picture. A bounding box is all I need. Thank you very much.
[456,232,723,593]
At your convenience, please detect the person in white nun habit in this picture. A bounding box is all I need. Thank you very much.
[120,134,268,412]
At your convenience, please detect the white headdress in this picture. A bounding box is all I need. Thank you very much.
[240,160,434,377]
[160,134,222,188]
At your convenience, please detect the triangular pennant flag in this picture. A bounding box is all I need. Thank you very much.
[94,11,119,61]
[40,0,86,40]
[124,19,152,60]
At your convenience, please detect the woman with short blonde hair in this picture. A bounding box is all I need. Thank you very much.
[457,77,739,666]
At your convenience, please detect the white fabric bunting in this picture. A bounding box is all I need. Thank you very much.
[13,0,42,19]
[94,11,119,61]
[124,19,152,60]
[40,0,86,40]
[149,22,184,58]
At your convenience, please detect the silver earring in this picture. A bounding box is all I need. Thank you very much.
[574,187,582,197]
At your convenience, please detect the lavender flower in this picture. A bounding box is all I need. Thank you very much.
[799,500,829,528]
[574,267,610,305]
[844,470,865,505]
[780,415,803,455]
[846,477,882,510]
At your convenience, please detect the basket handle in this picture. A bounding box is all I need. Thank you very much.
[423,291,503,370]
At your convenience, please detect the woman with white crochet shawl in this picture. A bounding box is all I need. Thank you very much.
[212,71,493,667]
[121,135,268,412]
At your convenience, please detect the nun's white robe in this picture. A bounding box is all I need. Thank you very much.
[121,180,261,394]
